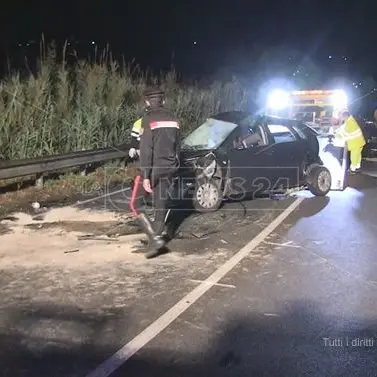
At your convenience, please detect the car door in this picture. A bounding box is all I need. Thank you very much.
[290,120,317,171]
[225,121,276,196]
[262,118,303,190]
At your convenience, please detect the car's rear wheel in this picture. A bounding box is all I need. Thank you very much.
[193,179,223,212]
[306,165,332,196]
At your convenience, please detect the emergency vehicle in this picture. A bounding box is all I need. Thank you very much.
[266,89,348,132]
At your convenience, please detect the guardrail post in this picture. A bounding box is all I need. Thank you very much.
[35,174,44,188]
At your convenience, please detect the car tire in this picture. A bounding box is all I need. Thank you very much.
[306,165,332,196]
[192,179,223,212]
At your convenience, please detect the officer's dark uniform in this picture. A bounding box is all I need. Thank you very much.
[129,89,181,258]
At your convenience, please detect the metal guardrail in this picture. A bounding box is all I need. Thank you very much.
[0,144,130,182]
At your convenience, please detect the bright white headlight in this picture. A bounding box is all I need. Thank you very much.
[266,89,290,110]
[331,90,348,109]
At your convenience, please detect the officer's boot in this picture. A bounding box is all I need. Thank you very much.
[136,213,166,258]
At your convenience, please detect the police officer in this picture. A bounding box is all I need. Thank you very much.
[129,88,181,258]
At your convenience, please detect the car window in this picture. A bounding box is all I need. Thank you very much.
[244,125,263,147]
[267,124,296,144]
[233,122,267,149]
[239,114,258,128]
[300,122,320,137]
[181,118,238,150]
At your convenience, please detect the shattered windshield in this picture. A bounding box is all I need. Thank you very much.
[181,118,238,150]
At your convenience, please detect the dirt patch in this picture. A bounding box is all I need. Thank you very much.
[0,205,151,269]
[1,206,122,225]
[0,195,265,272]
[24,220,121,234]
[0,203,232,271]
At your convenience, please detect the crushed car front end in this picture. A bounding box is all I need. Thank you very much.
[169,149,227,210]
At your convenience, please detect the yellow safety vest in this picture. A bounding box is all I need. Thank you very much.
[336,116,365,150]
[131,118,142,141]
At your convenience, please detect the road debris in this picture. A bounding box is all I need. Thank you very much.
[191,229,219,239]
[32,215,45,221]
[106,223,142,238]
[0,216,19,222]
[264,240,301,248]
[31,202,40,210]
[64,249,79,254]
[264,313,280,317]
[269,193,287,200]
[77,234,119,241]
[269,186,305,200]
[25,223,43,229]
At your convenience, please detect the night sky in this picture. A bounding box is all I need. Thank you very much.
[1,0,376,81]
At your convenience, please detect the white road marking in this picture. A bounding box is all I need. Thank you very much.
[187,279,236,289]
[75,187,131,206]
[84,197,304,377]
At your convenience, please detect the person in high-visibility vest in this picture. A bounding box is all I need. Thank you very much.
[335,110,366,172]
[129,118,142,159]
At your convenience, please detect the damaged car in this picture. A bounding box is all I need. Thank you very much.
[171,111,332,212]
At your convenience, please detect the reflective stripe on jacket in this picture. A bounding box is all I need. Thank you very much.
[336,116,365,150]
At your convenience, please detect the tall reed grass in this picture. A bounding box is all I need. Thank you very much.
[0,39,248,160]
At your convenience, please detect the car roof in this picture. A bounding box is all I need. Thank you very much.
[265,114,297,124]
[212,111,298,123]
[210,111,313,131]
[211,111,251,124]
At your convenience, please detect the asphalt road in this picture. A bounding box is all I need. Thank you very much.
[1,163,377,377]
